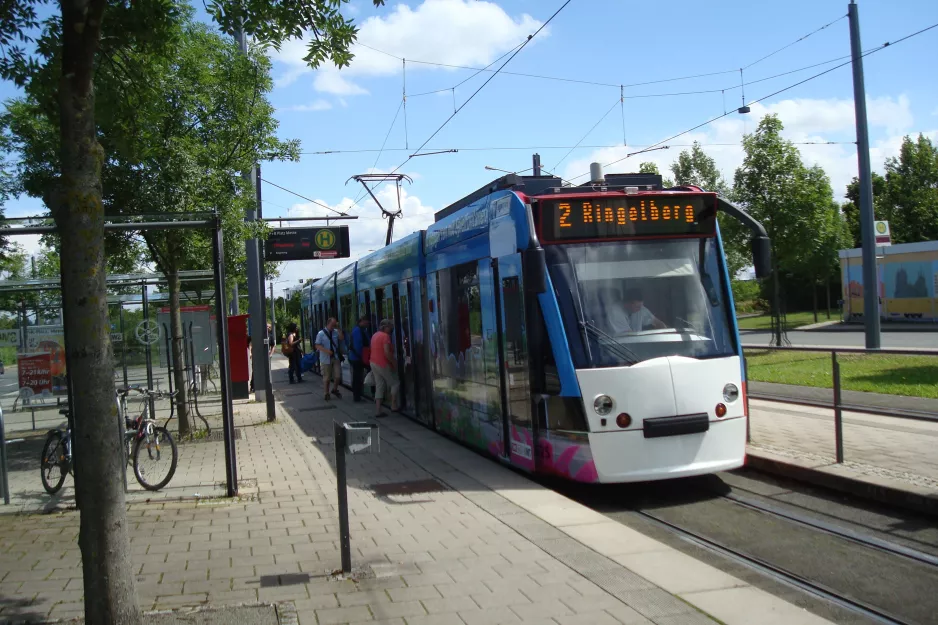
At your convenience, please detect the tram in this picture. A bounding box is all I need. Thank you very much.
[302,166,770,482]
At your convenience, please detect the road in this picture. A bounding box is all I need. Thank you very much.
[741,328,938,349]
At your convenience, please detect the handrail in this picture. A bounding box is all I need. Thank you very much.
[742,344,938,356]
[742,343,937,463]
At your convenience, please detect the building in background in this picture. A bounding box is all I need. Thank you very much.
[840,240,938,322]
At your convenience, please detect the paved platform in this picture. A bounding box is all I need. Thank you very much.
[747,398,938,514]
[0,358,836,625]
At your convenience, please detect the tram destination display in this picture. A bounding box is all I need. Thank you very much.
[264,226,351,261]
[540,193,716,241]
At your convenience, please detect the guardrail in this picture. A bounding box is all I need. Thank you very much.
[741,344,938,463]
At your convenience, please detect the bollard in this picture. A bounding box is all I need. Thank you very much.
[334,421,351,573]
[832,351,844,463]
[332,420,379,574]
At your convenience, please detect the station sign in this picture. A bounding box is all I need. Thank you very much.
[874,220,891,246]
[264,227,351,261]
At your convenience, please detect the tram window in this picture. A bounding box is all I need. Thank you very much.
[435,262,483,383]
[340,294,354,341]
[363,291,372,326]
[375,288,384,325]
[533,300,561,395]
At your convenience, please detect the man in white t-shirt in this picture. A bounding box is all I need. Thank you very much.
[608,287,666,334]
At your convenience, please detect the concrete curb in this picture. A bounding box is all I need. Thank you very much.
[746,450,938,518]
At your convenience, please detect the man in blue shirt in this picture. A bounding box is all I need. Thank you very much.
[348,315,371,403]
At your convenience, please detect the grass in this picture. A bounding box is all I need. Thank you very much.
[745,349,938,399]
[735,311,829,331]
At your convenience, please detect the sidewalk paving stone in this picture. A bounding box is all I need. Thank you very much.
[0,358,842,624]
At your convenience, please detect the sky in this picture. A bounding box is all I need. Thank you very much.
[3,0,937,291]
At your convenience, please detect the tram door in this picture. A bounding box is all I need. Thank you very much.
[496,253,534,468]
[392,281,416,415]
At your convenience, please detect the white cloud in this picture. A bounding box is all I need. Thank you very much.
[282,99,334,112]
[273,184,437,284]
[563,95,934,201]
[271,0,542,94]
[312,73,369,96]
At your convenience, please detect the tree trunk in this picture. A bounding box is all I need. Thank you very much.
[167,266,192,436]
[813,283,818,323]
[54,0,141,620]
[826,280,832,319]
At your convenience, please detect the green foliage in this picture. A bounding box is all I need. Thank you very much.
[882,134,938,244]
[733,115,848,289]
[670,141,729,194]
[730,279,764,313]
[842,171,886,248]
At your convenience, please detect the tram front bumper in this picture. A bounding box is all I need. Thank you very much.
[587,415,746,483]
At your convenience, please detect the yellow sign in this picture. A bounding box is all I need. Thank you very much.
[315,229,336,249]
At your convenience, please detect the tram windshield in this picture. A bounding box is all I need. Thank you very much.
[545,238,736,368]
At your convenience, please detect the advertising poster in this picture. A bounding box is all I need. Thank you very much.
[17,352,53,394]
[26,325,67,393]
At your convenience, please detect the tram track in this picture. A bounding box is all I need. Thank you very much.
[553,472,938,625]
[633,507,911,625]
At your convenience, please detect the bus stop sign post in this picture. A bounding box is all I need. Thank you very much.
[333,421,379,573]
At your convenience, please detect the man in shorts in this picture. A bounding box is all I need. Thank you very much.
[315,317,343,400]
[369,319,399,418]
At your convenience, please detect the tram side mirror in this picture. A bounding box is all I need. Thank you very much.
[523,247,547,294]
[751,236,771,279]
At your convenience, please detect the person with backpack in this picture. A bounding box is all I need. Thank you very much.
[315,317,344,400]
[348,315,372,403]
[282,322,303,384]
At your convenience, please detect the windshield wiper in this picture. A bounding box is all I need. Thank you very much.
[581,320,640,365]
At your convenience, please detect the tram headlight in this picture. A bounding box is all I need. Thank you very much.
[593,395,614,416]
[723,383,739,402]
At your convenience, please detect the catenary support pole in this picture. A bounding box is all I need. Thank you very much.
[848,1,880,349]
[142,283,155,419]
[234,28,269,402]
[255,162,276,422]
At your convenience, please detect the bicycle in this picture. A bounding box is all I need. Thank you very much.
[40,387,179,494]
[117,386,179,491]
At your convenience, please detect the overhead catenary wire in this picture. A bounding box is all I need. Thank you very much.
[301,141,856,156]
[570,20,938,181]
[345,0,575,213]
[354,13,848,97]
[259,178,345,215]
[553,97,623,171]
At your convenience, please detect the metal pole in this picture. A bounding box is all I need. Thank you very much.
[117,394,128,493]
[142,283,155,419]
[235,29,268,405]
[848,1,881,349]
[832,351,844,463]
[212,216,238,496]
[270,282,276,339]
[334,421,351,573]
[0,405,10,505]
[261,280,276,421]
[119,304,128,388]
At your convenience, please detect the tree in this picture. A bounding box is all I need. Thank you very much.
[842,171,886,248]
[733,115,846,327]
[666,141,748,280]
[638,161,674,187]
[882,134,938,244]
[0,0,383,621]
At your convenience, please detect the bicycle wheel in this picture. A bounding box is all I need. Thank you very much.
[40,431,68,495]
[132,426,177,491]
